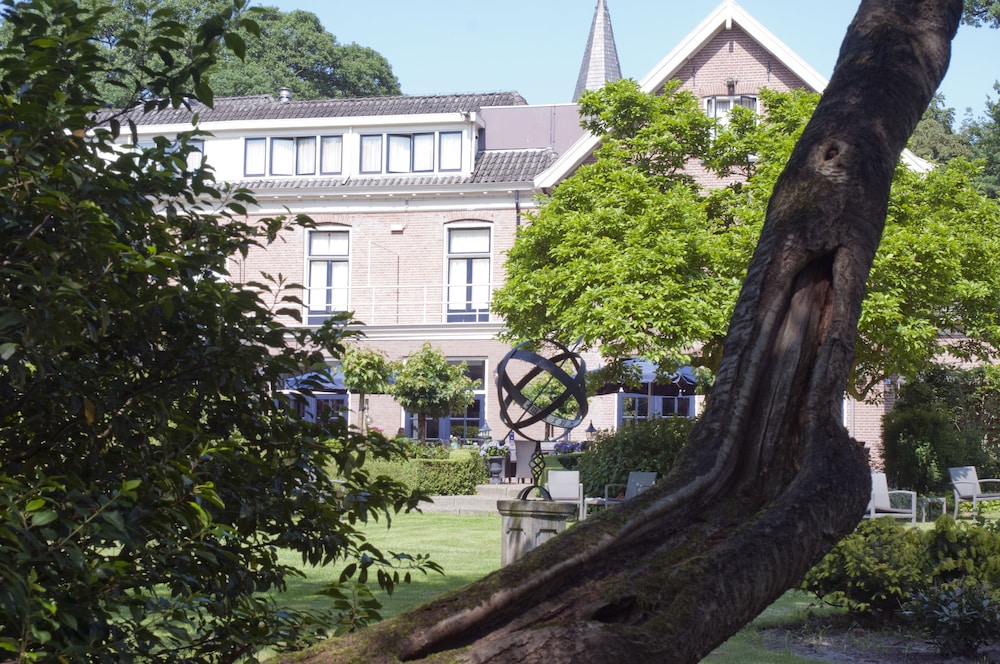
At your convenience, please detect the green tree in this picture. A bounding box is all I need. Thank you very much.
[962,82,1000,197]
[1,0,401,107]
[964,0,1000,26]
[340,345,392,434]
[202,5,400,101]
[908,92,971,161]
[389,344,476,442]
[0,0,425,660]
[493,82,1000,399]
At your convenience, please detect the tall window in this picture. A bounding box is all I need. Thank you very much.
[446,228,491,323]
[295,137,316,175]
[705,95,758,127]
[406,360,486,440]
[270,138,295,175]
[307,230,350,325]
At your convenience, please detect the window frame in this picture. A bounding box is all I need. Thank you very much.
[319,135,343,175]
[439,131,462,171]
[360,134,383,173]
[445,227,492,323]
[306,229,351,326]
[244,137,267,177]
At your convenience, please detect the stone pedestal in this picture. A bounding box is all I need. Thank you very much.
[496,498,577,566]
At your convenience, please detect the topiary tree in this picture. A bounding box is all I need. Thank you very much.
[389,343,476,441]
[0,1,428,660]
[340,345,392,433]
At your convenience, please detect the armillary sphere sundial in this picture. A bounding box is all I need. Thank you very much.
[495,340,588,487]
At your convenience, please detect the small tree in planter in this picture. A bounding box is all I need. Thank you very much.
[390,343,477,441]
[340,345,392,433]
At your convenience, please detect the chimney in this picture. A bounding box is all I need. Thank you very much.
[278,87,292,103]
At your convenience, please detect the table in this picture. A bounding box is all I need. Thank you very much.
[917,496,947,522]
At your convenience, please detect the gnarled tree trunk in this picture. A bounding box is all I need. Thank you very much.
[289,1,962,661]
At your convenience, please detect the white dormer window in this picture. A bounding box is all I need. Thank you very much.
[360,135,383,173]
[439,132,462,171]
[245,136,343,177]
[705,95,757,127]
[388,133,435,173]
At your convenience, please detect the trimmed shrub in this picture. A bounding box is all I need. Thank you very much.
[576,417,693,497]
[362,449,486,496]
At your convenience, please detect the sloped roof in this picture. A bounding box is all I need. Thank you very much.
[234,148,557,193]
[537,0,828,189]
[115,91,528,126]
[573,0,622,102]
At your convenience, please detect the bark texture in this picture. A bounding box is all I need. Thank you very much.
[286,1,963,662]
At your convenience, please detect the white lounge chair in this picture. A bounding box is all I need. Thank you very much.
[864,471,916,524]
[545,470,585,520]
[949,466,1000,517]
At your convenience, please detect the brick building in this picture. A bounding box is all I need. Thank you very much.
[122,0,910,455]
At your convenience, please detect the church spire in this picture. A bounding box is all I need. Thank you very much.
[573,0,622,102]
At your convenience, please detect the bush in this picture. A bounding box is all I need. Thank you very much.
[905,580,1000,657]
[799,518,926,616]
[882,408,973,494]
[802,515,1000,641]
[576,417,693,497]
[363,450,486,496]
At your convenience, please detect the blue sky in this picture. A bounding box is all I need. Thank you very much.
[265,0,998,123]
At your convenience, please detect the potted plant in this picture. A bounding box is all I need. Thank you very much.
[479,440,511,484]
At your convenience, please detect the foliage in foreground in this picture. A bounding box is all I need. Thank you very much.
[0,1,429,661]
[800,517,1000,656]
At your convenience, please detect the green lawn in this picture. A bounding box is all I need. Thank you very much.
[271,509,839,662]
[274,510,503,618]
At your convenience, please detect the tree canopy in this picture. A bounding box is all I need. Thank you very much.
[389,344,476,441]
[493,81,1000,398]
[0,0,401,108]
[964,0,1000,27]
[0,0,422,659]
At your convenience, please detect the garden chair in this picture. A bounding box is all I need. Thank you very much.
[864,471,915,524]
[596,471,658,506]
[949,466,1000,517]
[545,470,586,520]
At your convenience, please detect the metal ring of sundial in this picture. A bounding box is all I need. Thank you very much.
[495,340,588,441]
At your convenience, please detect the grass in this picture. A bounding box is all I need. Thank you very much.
[273,510,503,619]
[271,508,844,662]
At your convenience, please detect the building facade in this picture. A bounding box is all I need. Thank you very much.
[121,0,896,454]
